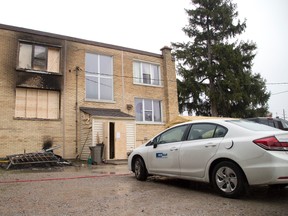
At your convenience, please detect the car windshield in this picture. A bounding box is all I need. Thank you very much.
[226,119,281,131]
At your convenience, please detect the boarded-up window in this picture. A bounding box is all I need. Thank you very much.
[18,44,32,69]
[47,47,60,72]
[15,88,60,119]
[18,42,60,73]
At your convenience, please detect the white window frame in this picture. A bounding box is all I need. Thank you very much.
[85,53,114,102]
[135,98,163,123]
[133,61,161,86]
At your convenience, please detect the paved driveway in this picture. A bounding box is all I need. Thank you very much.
[0,162,287,216]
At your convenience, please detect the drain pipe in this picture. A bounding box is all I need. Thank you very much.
[75,66,81,154]
[62,40,67,158]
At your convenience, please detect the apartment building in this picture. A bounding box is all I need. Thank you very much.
[0,24,178,161]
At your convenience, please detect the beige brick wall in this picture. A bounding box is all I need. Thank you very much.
[0,29,64,157]
[0,26,178,159]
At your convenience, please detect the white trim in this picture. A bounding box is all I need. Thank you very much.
[134,98,163,123]
[132,60,161,86]
[85,53,114,101]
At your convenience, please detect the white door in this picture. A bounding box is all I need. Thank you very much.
[147,124,190,176]
[147,141,182,175]
[180,123,227,178]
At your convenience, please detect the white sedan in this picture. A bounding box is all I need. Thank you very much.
[128,119,288,198]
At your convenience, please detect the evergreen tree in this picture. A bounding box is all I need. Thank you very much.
[172,0,270,117]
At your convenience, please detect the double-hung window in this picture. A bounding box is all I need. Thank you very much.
[133,61,161,86]
[18,42,60,73]
[135,98,162,123]
[85,53,113,101]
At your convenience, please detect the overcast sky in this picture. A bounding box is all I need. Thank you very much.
[1,0,287,118]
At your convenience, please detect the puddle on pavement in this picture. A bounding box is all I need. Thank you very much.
[0,160,131,176]
[61,162,131,175]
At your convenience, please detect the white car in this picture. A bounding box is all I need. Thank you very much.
[128,119,288,198]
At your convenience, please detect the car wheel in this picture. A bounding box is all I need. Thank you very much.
[134,157,148,181]
[212,161,246,198]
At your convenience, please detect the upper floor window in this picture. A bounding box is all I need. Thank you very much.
[133,61,161,86]
[135,98,162,123]
[15,88,60,119]
[18,42,60,73]
[85,53,113,101]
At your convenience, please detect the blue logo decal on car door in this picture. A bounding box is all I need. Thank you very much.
[156,153,168,158]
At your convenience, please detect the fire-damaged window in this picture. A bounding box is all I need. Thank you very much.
[18,42,60,73]
[133,61,161,86]
[135,98,162,123]
[85,53,113,101]
[15,88,60,119]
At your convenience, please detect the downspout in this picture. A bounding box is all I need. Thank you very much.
[62,40,67,158]
[75,66,81,154]
[121,51,125,109]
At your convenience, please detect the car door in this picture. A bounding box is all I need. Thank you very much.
[147,124,190,176]
[180,123,227,178]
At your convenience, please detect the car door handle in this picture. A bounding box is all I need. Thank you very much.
[170,147,179,151]
[205,143,217,148]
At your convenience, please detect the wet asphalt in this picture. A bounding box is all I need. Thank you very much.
[0,161,288,216]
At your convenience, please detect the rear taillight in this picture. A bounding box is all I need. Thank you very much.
[253,136,288,151]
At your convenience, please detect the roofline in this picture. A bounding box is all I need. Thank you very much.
[92,116,135,121]
[0,23,162,58]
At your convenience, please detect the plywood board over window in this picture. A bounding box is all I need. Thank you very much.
[15,88,26,117]
[26,89,37,118]
[48,91,60,119]
[15,88,60,119]
[47,47,60,73]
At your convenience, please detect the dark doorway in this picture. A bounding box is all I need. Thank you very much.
[109,122,115,159]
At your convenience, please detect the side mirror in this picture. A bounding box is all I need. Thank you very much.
[153,143,158,148]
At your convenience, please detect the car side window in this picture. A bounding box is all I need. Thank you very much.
[214,126,227,137]
[155,125,189,144]
[188,124,227,140]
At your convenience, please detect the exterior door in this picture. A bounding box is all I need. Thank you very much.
[95,119,136,160]
[109,122,115,159]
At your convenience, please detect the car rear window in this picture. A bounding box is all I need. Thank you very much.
[226,120,281,131]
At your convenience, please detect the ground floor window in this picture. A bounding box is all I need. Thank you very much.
[135,98,162,123]
[15,88,60,119]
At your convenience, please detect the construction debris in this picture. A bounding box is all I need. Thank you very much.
[1,145,71,170]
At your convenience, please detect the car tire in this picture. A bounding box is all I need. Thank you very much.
[212,161,246,198]
[134,157,148,181]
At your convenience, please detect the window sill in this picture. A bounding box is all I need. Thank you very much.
[136,121,164,125]
[16,68,62,76]
[133,83,163,88]
[85,99,116,104]
[14,117,61,121]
